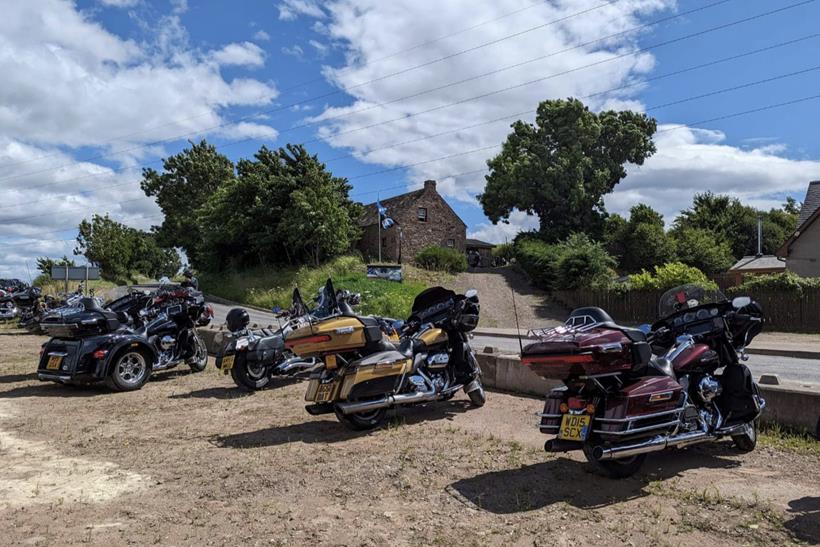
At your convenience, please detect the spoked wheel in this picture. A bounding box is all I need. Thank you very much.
[230,358,271,391]
[334,406,387,431]
[106,350,151,392]
[187,334,208,372]
[583,444,646,479]
[732,419,758,453]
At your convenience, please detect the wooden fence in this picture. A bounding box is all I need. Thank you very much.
[554,288,820,332]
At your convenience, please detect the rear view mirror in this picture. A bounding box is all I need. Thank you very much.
[732,296,751,310]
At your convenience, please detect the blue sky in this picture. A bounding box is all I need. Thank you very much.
[2,0,820,278]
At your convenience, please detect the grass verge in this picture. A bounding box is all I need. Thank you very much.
[199,255,451,319]
[759,422,820,455]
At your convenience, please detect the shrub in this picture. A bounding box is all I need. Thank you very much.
[513,238,561,290]
[491,242,515,262]
[628,262,717,291]
[514,234,616,291]
[414,246,467,274]
[556,234,616,290]
[729,271,820,295]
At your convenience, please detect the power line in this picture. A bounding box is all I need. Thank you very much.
[6,29,819,212]
[2,88,819,251]
[0,0,628,178]
[4,0,773,193]
[1,1,559,172]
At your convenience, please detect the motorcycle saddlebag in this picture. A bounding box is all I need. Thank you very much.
[716,363,759,423]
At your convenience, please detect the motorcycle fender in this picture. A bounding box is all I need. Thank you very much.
[103,337,157,377]
[337,350,411,402]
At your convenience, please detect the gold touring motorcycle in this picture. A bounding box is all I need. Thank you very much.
[285,280,486,430]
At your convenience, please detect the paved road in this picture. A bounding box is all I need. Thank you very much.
[209,302,280,329]
[471,334,820,387]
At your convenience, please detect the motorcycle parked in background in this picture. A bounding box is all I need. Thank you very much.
[289,279,485,430]
[38,285,212,391]
[522,284,765,478]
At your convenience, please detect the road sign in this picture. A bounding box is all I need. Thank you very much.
[51,266,101,293]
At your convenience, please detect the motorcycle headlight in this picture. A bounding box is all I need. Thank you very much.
[235,337,250,351]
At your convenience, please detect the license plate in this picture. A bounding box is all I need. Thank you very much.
[221,354,235,371]
[46,355,63,370]
[315,383,334,403]
[558,414,591,441]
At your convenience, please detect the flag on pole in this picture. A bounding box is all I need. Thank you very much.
[376,201,394,230]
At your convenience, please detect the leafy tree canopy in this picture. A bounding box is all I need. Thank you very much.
[608,204,674,274]
[141,140,235,267]
[75,214,180,283]
[671,227,734,275]
[480,98,657,242]
[197,144,361,269]
[36,255,76,276]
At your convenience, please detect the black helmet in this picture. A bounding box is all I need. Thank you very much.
[226,308,250,332]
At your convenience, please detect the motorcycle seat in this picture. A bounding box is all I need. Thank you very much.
[80,297,121,331]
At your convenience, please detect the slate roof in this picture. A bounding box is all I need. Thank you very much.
[797,180,820,229]
[465,238,496,249]
[729,255,786,272]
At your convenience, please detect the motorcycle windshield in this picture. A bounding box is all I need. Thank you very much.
[658,284,727,319]
[312,279,338,318]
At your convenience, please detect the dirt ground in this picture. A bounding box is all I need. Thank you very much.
[0,330,818,546]
[452,267,566,330]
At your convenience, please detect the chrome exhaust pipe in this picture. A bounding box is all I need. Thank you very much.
[278,357,320,376]
[594,430,714,461]
[336,388,437,415]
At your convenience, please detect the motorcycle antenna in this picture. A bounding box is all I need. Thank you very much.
[510,287,524,354]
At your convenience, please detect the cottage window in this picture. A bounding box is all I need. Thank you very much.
[417,207,428,222]
[446,239,455,247]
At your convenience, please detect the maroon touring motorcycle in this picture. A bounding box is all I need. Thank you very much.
[521,284,766,478]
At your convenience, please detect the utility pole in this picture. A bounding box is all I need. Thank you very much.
[377,191,382,263]
[757,215,763,257]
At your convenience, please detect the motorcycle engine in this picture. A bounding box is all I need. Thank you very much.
[160,335,176,350]
[696,374,722,403]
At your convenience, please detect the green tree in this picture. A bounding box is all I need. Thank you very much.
[35,255,75,276]
[74,215,180,283]
[610,204,674,273]
[671,227,734,275]
[480,98,657,241]
[674,193,798,259]
[555,233,616,290]
[141,140,235,267]
[197,144,360,268]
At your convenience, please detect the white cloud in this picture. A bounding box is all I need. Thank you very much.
[210,41,266,67]
[307,0,671,204]
[607,126,820,223]
[0,0,280,279]
[99,0,139,7]
[281,44,305,59]
[253,30,271,41]
[309,39,328,58]
[278,0,326,21]
[170,0,188,14]
[468,210,539,244]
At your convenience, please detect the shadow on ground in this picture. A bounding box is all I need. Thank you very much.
[170,378,299,400]
[784,495,820,544]
[213,399,476,448]
[448,443,743,513]
[0,372,38,384]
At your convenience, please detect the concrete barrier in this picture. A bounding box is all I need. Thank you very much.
[475,349,820,438]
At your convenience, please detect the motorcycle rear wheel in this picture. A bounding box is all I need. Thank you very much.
[334,406,386,431]
[230,360,271,391]
[732,419,758,452]
[583,444,646,479]
[105,349,151,392]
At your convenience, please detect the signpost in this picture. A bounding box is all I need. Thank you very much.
[51,266,101,294]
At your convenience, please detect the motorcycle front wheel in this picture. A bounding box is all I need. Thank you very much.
[230,358,271,391]
[732,419,758,452]
[334,406,386,431]
[187,334,208,372]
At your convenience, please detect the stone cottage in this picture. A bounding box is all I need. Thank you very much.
[358,180,466,263]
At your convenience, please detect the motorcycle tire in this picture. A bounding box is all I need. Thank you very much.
[230,360,271,391]
[583,444,646,479]
[334,406,386,431]
[187,335,208,373]
[466,383,486,407]
[732,419,758,453]
[105,349,151,392]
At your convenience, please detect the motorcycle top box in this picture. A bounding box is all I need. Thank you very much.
[521,307,651,379]
[39,297,122,339]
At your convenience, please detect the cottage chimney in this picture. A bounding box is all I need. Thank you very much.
[423,179,436,192]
